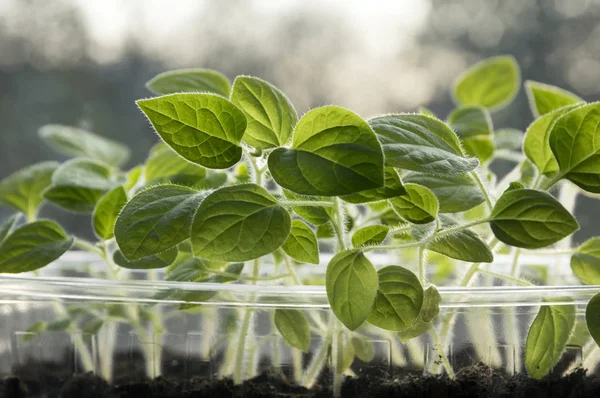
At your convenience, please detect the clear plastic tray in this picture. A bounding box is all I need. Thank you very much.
[0,253,598,396]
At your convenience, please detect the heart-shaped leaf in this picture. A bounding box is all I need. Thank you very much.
[571,237,600,285]
[453,55,520,111]
[38,124,131,167]
[524,104,581,177]
[525,80,583,117]
[427,215,493,263]
[115,185,206,260]
[586,293,600,349]
[231,76,298,149]
[269,106,384,196]
[137,93,247,169]
[326,250,378,330]
[0,220,73,273]
[283,189,333,225]
[0,162,58,219]
[370,114,478,176]
[549,102,600,193]
[389,183,439,224]
[367,265,424,331]
[525,303,576,379]
[43,159,117,213]
[490,189,579,249]
[274,309,310,352]
[191,184,291,261]
[281,219,319,264]
[146,69,231,97]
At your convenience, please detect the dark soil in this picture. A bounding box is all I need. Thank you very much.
[2,361,600,397]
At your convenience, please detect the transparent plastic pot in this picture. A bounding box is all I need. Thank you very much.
[0,252,598,397]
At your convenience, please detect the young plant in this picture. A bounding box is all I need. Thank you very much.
[0,56,599,394]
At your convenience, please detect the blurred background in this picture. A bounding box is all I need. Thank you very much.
[0,0,599,241]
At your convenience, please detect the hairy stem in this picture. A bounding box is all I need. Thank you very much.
[418,246,427,285]
[429,326,455,378]
[470,170,494,212]
[478,269,534,286]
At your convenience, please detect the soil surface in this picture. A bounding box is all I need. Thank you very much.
[2,362,600,397]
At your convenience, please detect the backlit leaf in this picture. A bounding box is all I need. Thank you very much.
[281,219,319,264]
[326,250,378,330]
[453,55,520,111]
[525,80,583,117]
[367,265,423,331]
[0,162,58,218]
[38,124,130,167]
[274,309,310,352]
[0,220,73,273]
[269,106,384,196]
[231,76,298,149]
[341,167,406,204]
[146,68,231,97]
[490,189,578,249]
[370,114,478,176]
[351,225,389,247]
[113,247,178,269]
[191,184,291,261]
[93,186,127,240]
[137,93,247,169]
[571,237,600,285]
[403,173,484,213]
[389,183,439,224]
[115,185,206,260]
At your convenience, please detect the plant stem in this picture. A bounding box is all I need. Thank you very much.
[470,170,494,212]
[279,200,334,208]
[233,258,260,384]
[418,246,427,284]
[429,326,455,378]
[509,248,522,279]
[333,198,347,251]
[332,321,344,397]
[477,269,533,286]
[73,238,104,257]
[364,219,488,253]
[302,318,334,388]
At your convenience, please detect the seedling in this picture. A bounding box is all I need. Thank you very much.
[1,56,600,395]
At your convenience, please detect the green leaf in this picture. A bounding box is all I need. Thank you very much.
[47,318,71,331]
[146,68,231,97]
[125,165,143,191]
[43,159,117,213]
[341,167,406,204]
[281,219,319,264]
[0,214,20,243]
[115,185,206,260]
[0,220,73,273]
[351,225,389,247]
[525,303,576,379]
[525,80,583,117]
[38,124,131,167]
[586,293,600,349]
[427,215,493,263]
[231,76,298,149]
[370,114,479,176]
[453,55,520,111]
[191,183,291,261]
[213,263,245,283]
[274,309,310,352]
[268,106,384,196]
[571,237,600,285]
[398,286,441,342]
[166,256,208,282]
[490,189,579,249]
[137,93,247,169]
[82,318,104,338]
[144,142,206,186]
[447,106,495,162]
[283,189,332,225]
[326,250,378,331]
[403,173,484,213]
[389,183,439,224]
[420,286,442,322]
[494,128,523,151]
[350,336,375,362]
[113,247,178,269]
[367,265,424,331]
[0,162,58,218]
[549,102,600,193]
[419,107,437,117]
[93,186,127,240]
[524,104,580,177]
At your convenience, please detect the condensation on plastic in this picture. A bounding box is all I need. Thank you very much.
[0,252,598,395]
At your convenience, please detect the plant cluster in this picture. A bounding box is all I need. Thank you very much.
[1,55,600,390]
